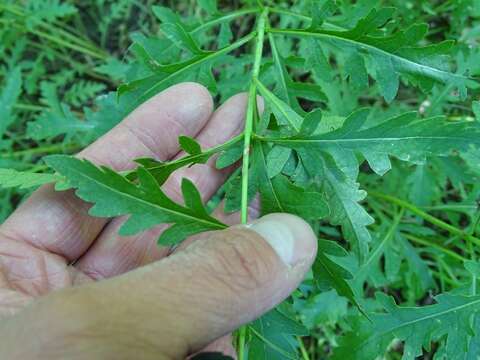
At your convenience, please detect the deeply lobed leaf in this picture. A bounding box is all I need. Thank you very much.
[45,155,226,245]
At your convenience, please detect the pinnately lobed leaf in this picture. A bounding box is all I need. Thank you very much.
[0,169,63,189]
[276,7,472,102]
[258,94,480,261]
[271,109,480,176]
[0,66,22,136]
[248,309,308,360]
[44,155,226,245]
[313,239,364,314]
[333,293,480,360]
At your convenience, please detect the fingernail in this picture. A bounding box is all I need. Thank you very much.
[247,213,317,266]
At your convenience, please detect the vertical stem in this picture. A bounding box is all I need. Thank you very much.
[240,8,268,224]
[237,8,268,360]
[467,213,480,295]
[297,336,311,360]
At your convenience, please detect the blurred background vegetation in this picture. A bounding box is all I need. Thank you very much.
[1,1,479,358]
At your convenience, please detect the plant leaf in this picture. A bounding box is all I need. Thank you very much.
[272,8,474,101]
[271,109,480,176]
[0,66,22,135]
[302,151,374,262]
[267,33,303,111]
[265,146,291,178]
[179,136,202,155]
[333,293,480,360]
[0,169,62,189]
[118,32,255,113]
[152,5,183,24]
[256,80,302,132]
[254,144,328,219]
[313,239,364,312]
[160,22,206,55]
[309,0,337,29]
[198,0,218,15]
[44,155,225,244]
[249,309,308,360]
[133,136,242,185]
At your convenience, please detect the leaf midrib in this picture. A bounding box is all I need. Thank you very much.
[255,79,301,132]
[272,135,478,145]
[323,166,366,250]
[270,28,468,83]
[67,163,225,230]
[356,297,480,350]
[259,145,284,212]
[138,32,256,106]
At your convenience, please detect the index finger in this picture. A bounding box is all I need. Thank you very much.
[0,83,213,261]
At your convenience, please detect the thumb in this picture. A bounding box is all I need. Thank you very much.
[0,214,317,360]
[166,213,318,350]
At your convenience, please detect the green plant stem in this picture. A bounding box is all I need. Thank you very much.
[432,269,458,287]
[237,8,268,360]
[25,40,116,85]
[240,8,267,224]
[403,234,466,262]
[32,28,107,59]
[128,134,244,177]
[298,336,311,360]
[369,191,480,247]
[269,7,310,21]
[156,8,260,60]
[29,164,49,173]
[194,7,260,33]
[134,31,257,106]
[13,103,47,112]
[0,20,106,60]
[467,213,480,295]
[0,3,104,54]
[237,327,247,360]
[439,256,460,283]
[0,144,80,159]
[268,6,345,31]
[362,209,404,274]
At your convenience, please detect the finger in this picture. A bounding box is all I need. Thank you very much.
[0,83,213,262]
[75,94,262,279]
[210,196,261,226]
[174,198,262,254]
[0,214,317,359]
[190,335,236,359]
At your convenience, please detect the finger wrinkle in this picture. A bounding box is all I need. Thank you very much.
[197,94,248,149]
[77,223,168,279]
[0,234,74,295]
[117,122,158,159]
[147,112,193,160]
[0,262,10,288]
[2,211,94,261]
[121,109,197,162]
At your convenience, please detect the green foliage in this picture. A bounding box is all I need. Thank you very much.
[1,0,480,359]
[333,293,480,360]
[248,309,308,359]
[0,169,62,189]
[45,155,225,244]
[313,239,361,313]
[64,80,107,107]
[0,66,22,139]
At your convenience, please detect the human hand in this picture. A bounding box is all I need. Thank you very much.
[0,83,317,359]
